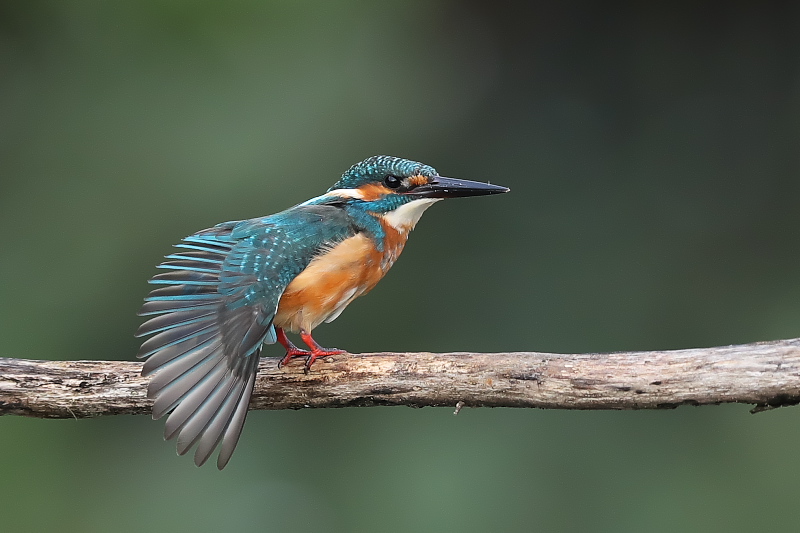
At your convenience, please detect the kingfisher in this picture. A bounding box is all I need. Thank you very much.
[135,155,508,469]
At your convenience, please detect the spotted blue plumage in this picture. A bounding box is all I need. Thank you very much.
[328,155,437,191]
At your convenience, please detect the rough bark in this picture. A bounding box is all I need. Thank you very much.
[2,338,800,419]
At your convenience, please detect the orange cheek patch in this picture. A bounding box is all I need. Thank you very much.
[408,175,429,187]
[357,184,393,201]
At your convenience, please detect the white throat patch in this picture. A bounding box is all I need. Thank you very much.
[382,198,441,231]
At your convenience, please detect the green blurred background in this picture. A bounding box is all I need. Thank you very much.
[2,1,800,531]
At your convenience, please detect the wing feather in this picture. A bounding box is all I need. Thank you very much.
[137,205,357,468]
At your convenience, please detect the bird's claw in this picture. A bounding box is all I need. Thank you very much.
[277,348,311,369]
[302,348,346,373]
[276,327,345,372]
[278,346,345,372]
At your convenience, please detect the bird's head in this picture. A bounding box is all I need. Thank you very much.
[319,155,509,232]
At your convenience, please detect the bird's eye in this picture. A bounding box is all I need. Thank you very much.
[384,175,402,189]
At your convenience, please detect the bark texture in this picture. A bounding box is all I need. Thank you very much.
[2,338,800,418]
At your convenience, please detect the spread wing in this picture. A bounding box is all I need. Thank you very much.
[136,205,355,469]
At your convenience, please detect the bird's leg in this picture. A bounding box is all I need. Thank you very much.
[299,330,346,373]
[276,328,346,372]
[276,327,311,369]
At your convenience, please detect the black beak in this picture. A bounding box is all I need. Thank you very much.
[408,176,510,199]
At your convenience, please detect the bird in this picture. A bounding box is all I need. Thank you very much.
[135,155,509,469]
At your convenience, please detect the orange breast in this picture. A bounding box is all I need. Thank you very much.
[274,225,407,333]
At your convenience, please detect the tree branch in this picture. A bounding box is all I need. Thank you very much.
[3,338,800,418]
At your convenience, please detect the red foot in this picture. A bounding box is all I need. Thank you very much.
[276,328,311,367]
[276,328,345,373]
